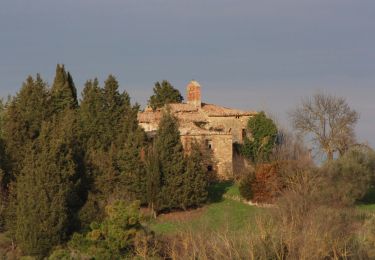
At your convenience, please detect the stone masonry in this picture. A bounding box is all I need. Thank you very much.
[138,81,257,179]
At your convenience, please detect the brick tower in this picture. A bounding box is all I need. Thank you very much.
[187,80,201,108]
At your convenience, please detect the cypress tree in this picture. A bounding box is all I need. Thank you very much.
[182,142,208,209]
[116,104,148,204]
[0,100,9,230]
[146,146,161,217]
[15,111,82,258]
[154,109,186,211]
[79,78,106,151]
[51,64,78,114]
[3,74,49,175]
[102,75,130,146]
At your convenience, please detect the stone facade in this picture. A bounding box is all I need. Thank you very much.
[138,81,257,179]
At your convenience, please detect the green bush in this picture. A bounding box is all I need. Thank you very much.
[239,174,254,201]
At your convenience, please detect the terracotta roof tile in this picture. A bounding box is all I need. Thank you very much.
[201,103,257,117]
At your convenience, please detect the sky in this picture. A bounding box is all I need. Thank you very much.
[0,0,374,147]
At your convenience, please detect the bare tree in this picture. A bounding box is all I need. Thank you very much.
[290,93,359,161]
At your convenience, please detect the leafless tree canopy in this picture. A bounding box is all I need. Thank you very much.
[290,93,359,161]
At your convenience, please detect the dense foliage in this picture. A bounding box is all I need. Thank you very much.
[146,111,208,213]
[148,80,183,110]
[0,65,209,258]
[241,111,278,163]
[50,201,155,259]
[1,65,374,259]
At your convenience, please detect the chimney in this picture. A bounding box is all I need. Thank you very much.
[187,80,201,108]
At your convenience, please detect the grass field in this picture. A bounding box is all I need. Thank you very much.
[149,182,375,235]
[357,188,375,212]
[149,182,262,234]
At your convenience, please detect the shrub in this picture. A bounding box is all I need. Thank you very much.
[252,163,280,203]
[239,174,254,201]
[241,111,278,163]
[320,147,375,206]
[50,200,158,259]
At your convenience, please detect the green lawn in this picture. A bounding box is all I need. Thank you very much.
[150,182,261,234]
[357,187,375,212]
[150,183,375,235]
[358,204,375,212]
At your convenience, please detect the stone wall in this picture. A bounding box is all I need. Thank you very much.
[181,133,233,179]
[206,115,252,143]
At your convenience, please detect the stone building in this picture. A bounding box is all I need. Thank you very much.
[138,81,257,179]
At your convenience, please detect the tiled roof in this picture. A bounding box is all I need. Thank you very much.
[138,104,207,124]
[138,102,256,124]
[201,103,257,117]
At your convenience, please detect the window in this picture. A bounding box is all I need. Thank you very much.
[206,139,213,150]
[207,165,213,171]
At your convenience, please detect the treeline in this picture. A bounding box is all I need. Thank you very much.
[0,65,208,258]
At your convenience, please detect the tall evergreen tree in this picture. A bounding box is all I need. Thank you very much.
[102,75,130,149]
[3,74,49,175]
[15,147,69,258]
[148,80,183,110]
[78,76,143,225]
[182,142,208,209]
[154,109,186,211]
[146,146,161,218]
[0,100,8,230]
[115,103,147,204]
[14,111,83,258]
[51,64,78,114]
[79,78,106,151]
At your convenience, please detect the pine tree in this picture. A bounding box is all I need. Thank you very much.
[182,142,208,209]
[51,64,78,114]
[148,80,183,110]
[15,111,83,258]
[154,109,186,211]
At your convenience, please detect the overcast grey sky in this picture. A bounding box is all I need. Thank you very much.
[0,0,374,147]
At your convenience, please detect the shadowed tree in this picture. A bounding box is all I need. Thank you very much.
[3,74,50,175]
[182,142,208,209]
[116,104,148,204]
[290,93,359,161]
[153,109,186,211]
[79,78,105,151]
[0,100,9,231]
[145,146,161,218]
[14,110,84,258]
[78,76,146,225]
[102,75,130,149]
[148,80,183,110]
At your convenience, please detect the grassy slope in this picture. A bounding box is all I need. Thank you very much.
[150,183,375,234]
[150,182,261,234]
